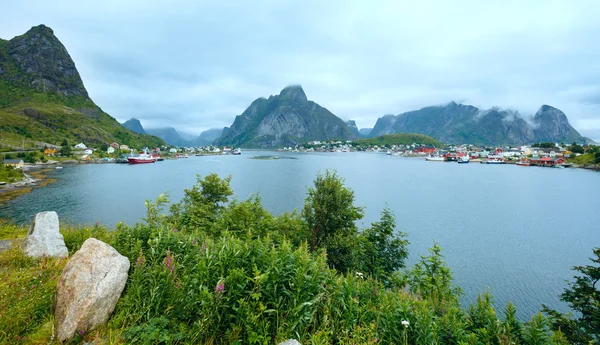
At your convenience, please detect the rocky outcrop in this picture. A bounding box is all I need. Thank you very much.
[122,118,146,134]
[532,105,587,144]
[278,340,302,345]
[21,211,68,258]
[345,120,360,137]
[54,238,130,343]
[215,85,358,148]
[370,102,589,146]
[2,25,88,98]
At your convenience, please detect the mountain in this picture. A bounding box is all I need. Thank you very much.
[194,128,223,146]
[355,133,442,147]
[0,25,164,148]
[345,120,360,137]
[215,85,358,148]
[145,127,189,147]
[370,102,589,146]
[359,128,372,137]
[122,118,146,134]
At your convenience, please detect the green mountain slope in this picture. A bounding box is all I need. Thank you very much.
[215,85,358,148]
[354,133,442,147]
[0,25,164,148]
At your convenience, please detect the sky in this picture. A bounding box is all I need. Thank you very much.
[2,0,600,141]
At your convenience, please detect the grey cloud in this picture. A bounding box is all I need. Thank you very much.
[1,0,600,135]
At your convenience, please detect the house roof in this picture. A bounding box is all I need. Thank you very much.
[4,159,23,164]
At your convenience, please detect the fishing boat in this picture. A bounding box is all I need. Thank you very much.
[486,156,505,164]
[426,155,445,162]
[457,156,470,164]
[128,153,156,164]
[516,160,530,166]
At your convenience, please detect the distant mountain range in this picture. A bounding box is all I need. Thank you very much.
[0,25,164,148]
[215,85,358,148]
[369,102,591,146]
[122,117,223,147]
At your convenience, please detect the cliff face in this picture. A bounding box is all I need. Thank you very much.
[216,85,357,148]
[0,25,164,148]
[0,25,88,98]
[370,102,588,145]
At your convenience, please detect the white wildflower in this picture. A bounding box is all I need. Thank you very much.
[402,320,409,328]
[355,272,364,279]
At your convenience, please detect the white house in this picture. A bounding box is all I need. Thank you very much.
[107,147,115,154]
[169,148,178,153]
[84,148,93,155]
[75,143,87,149]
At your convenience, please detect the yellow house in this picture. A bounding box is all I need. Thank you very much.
[44,147,57,156]
[4,159,25,169]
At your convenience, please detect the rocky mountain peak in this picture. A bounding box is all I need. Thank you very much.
[279,85,307,103]
[122,118,146,135]
[4,24,88,98]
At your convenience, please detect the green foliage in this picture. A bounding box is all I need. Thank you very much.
[569,143,585,154]
[545,247,600,344]
[302,170,363,253]
[59,138,71,157]
[360,207,409,284]
[532,142,557,148]
[354,133,443,147]
[0,163,24,183]
[409,243,461,306]
[0,173,592,344]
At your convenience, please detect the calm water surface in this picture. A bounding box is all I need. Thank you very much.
[1,152,598,320]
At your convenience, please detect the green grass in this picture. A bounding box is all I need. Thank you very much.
[354,133,443,147]
[569,153,598,165]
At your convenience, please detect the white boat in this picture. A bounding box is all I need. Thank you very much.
[55,166,63,170]
[426,155,445,162]
[232,148,242,155]
[386,151,392,156]
[457,156,470,164]
[486,155,505,164]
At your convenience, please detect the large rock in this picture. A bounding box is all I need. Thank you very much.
[55,238,130,343]
[278,340,302,345]
[21,211,68,258]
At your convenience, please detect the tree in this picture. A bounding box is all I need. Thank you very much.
[410,243,460,305]
[569,143,584,154]
[544,247,600,344]
[302,170,363,252]
[360,207,409,283]
[60,139,72,157]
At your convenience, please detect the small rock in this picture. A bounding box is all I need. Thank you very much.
[55,238,130,343]
[278,340,302,345]
[0,240,13,253]
[21,211,68,258]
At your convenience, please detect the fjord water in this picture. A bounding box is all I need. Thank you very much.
[1,152,598,319]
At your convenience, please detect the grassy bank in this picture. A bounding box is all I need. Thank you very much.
[0,172,596,344]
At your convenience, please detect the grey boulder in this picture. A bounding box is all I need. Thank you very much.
[21,211,68,258]
[54,238,130,342]
[278,340,302,345]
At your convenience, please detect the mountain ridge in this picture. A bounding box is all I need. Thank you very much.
[369,102,590,146]
[215,85,358,148]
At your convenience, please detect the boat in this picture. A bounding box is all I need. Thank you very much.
[426,155,445,162]
[232,148,242,155]
[128,153,156,164]
[486,156,505,164]
[516,160,530,166]
[457,156,470,164]
[55,166,63,170]
[553,164,565,169]
[386,151,392,156]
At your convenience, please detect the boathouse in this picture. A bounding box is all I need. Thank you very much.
[529,157,566,167]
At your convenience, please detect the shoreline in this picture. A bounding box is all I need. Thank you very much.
[0,167,57,204]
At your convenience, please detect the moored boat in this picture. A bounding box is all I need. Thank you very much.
[232,148,242,155]
[426,155,445,162]
[457,156,470,164]
[128,153,156,164]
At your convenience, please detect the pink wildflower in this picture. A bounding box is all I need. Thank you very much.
[163,250,175,274]
[215,281,225,294]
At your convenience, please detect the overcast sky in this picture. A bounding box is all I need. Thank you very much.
[2,0,600,140]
